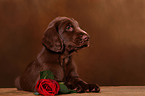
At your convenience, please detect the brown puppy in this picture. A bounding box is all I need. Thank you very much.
[15,17,100,93]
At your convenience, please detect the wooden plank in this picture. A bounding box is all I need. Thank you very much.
[0,86,145,96]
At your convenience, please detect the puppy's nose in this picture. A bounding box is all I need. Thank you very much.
[82,35,89,41]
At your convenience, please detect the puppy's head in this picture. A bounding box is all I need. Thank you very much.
[42,17,90,53]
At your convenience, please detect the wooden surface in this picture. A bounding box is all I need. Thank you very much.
[0,86,145,96]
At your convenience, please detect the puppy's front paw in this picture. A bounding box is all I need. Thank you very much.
[65,77,100,93]
[83,84,100,92]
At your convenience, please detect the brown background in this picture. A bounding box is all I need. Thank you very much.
[0,0,145,88]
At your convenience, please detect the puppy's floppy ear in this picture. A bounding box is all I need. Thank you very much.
[42,23,63,52]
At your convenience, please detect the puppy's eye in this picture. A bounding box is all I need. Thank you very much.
[66,25,73,32]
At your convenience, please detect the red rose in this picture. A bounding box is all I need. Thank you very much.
[35,79,60,96]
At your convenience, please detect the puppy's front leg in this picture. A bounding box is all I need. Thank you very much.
[66,76,100,93]
[65,58,100,93]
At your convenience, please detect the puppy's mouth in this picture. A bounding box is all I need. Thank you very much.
[76,44,89,50]
[66,40,89,54]
[68,43,89,53]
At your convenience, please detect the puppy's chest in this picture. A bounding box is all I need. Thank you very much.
[53,56,70,81]
[60,56,69,66]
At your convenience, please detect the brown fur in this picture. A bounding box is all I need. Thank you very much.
[15,17,100,92]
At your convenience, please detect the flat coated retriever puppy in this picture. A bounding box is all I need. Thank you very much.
[15,17,100,93]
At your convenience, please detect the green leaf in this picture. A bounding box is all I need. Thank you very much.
[40,70,54,80]
[70,90,77,93]
[59,82,70,94]
[59,82,64,85]
[34,92,39,95]
[58,82,77,94]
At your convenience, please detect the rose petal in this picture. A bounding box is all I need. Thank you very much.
[35,79,60,95]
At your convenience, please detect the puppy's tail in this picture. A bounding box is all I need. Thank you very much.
[15,76,22,90]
